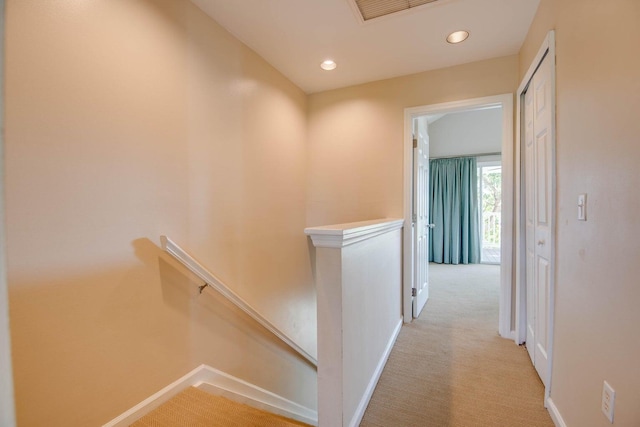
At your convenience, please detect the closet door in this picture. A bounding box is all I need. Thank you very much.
[524,52,553,386]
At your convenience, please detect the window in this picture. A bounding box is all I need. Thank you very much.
[478,162,502,264]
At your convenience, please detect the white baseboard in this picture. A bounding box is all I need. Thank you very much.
[102,365,208,427]
[498,329,517,341]
[102,364,318,427]
[348,318,403,427]
[546,397,567,427]
[196,365,318,426]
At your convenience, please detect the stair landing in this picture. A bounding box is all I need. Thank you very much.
[131,386,311,427]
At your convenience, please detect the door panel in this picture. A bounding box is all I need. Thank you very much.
[525,249,535,361]
[524,86,536,363]
[535,131,549,225]
[535,257,550,382]
[524,52,553,386]
[533,53,552,385]
[413,116,430,318]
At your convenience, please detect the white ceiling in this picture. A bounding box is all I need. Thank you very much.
[190,0,540,94]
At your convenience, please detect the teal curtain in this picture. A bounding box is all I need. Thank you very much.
[429,157,481,264]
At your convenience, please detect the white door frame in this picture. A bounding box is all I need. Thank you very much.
[403,93,514,340]
[515,30,557,403]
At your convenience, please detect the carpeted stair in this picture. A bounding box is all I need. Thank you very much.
[131,386,311,427]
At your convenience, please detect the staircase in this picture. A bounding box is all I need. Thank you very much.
[131,387,311,427]
[106,223,401,427]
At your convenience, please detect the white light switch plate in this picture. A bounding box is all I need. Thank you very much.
[578,193,587,221]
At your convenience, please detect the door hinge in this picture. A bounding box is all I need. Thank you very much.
[413,138,417,148]
[412,288,417,297]
[412,214,417,223]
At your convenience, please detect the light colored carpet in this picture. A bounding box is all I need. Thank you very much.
[131,387,311,427]
[360,263,554,427]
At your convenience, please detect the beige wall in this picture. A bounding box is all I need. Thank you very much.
[306,55,518,227]
[11,0,639,425]
[5,1,316,425]
[520,1,640,425]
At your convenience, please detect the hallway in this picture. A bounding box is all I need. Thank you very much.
[360,264,553,426]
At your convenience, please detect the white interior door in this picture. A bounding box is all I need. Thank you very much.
[412,117,430,318]
[523,52,553,385]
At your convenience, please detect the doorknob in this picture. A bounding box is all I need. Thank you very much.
[427,224,435,229]
[537,239,545,246]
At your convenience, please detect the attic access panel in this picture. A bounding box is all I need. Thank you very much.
[353,0,441,21]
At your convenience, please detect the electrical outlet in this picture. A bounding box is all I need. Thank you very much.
[602,381,615,423]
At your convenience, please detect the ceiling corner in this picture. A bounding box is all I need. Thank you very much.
[344,0,366,25]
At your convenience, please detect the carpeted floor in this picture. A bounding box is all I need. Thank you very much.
[131,386,311,427]
[360,263,554,427]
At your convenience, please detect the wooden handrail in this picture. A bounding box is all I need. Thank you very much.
[160,236,317,367]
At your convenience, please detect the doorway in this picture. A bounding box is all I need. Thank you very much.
[403,94,514,339]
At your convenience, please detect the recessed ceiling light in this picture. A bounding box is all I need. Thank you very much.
[320,60,337,71]
[446,30,470,44]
